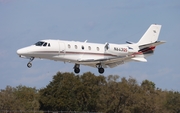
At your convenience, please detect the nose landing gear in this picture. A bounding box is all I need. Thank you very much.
[27,62,32,68]
[27,57,34,68]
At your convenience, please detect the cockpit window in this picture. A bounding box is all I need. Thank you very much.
[35,41,45,46]
[43,42,47,46]
[35,41,50,47]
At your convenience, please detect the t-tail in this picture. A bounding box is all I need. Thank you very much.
[131,24,165,62]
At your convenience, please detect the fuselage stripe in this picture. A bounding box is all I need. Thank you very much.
[32,51,118,57]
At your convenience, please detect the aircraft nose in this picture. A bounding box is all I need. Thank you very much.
[17,48,23,55]
[17,48,28,55]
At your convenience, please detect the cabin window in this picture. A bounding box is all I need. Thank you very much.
[97,47,100,51]
[88,46,91,50]
[75,45,77,49]
[82,46,84,50]
[48,43,50,47]
[68,44,71,48]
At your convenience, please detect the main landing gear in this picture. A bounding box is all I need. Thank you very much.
[98,67,104,74]
[27,57,34,68]
[73,63,105,74]
[96,64,104,74]
[74,64,80,74]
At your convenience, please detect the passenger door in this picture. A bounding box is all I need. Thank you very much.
[59,41,65,56]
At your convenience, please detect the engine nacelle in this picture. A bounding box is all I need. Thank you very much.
[105,43,129,56]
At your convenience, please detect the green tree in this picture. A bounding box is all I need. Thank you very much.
[39,72,106,112]
[39,72,78,111]
[0,86,18,110]
[77,72,106,111]
[14,85,40,111]
[165,91,180,112]
[37,72,180,112]
[0,85,39,111]
[141,79,155,91]
[137,80,166,113]
[99,75,139,113]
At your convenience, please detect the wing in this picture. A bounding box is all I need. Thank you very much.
[77,55,135,68]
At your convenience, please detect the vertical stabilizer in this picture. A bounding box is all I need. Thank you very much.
[137,24,161,46]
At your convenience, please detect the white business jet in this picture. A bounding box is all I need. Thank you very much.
[17,24,165,74]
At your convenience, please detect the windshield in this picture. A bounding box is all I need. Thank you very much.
[35,41,45,46]
[43,42,47,46]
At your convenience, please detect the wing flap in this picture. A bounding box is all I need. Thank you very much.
[102,55,134,65]
[78,55,135,68]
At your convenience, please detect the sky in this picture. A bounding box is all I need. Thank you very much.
[0,0,180,91]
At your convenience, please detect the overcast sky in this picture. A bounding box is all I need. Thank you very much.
[0,0,180,91]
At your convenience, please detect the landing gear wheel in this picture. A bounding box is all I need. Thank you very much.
[27,62,32,68]
[74,64,80,74]
[74,68,80,74]
[98,68,104,74]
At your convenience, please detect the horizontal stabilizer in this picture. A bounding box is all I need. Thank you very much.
[126,41,135,44]
[139,41,166,49]
[131,57,147,62]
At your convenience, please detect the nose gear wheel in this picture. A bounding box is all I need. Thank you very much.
[27,62,32,68]
[27,57,34,68]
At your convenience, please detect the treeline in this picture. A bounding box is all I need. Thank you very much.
[0,72,180,113]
